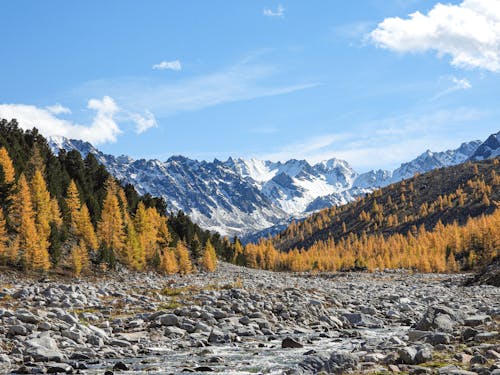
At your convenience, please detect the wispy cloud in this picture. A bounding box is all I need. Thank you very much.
[153,60,182,71]
[77,61,320,119]
[432,76,472,100]
[369,0,500,72]
[257,108,486,171]
[263,5,284,18]
[0,96,122,144]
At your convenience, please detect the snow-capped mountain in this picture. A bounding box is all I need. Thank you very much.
[469,131,500,161]
[49,137,363,236]
[353,140,482,188]
[48,133,495,238]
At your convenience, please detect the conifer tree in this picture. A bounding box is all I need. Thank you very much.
[65,180,81,231]
[176,241,193,274]
[77,204,99,251]
[30,169,52,242]
[0,147,16,222]
[97,179,125,254]
[161,248,179,274]
[201,240,217,272]
[0,208,7,260]
[16,175,50,271]
[71,240,90,277]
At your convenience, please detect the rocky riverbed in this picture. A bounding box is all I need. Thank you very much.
[0,263,498,374]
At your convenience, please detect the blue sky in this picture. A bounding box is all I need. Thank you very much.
[1,0,499,172]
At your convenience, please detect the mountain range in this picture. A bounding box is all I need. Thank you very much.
[48,131,499,238]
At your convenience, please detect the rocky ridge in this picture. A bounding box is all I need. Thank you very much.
[48,134,493,238]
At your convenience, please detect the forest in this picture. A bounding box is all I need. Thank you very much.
[0,119,235,276]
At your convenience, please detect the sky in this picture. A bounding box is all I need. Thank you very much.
[0,0,499,172]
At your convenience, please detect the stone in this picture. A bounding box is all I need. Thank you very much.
[398,347,418,365]
[15,310,40,324]
[415,305,457,332]
[110,339,131,347]
[475,331,498,342]
[26,336,66,362]
[464,315,491,327]
[470,354,488,365]
[342,313,384,328]
[415,346,433,364]
[327,351,359,373]
[159,314,179,327]
[9,325,28,336]
[282,337,303,349]
[46,363,73,373]
[208,329,230,344]
[425,332,451,345]
[0,354,11,372]
[113,361,129,371]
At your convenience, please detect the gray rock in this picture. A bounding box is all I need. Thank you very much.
[415,346,433,364]
[327,351,360,374]
[282,337,303,348]
[464,315,491,327]
[159,314,179,327]
[26,336,66,362]
[110,339,131,347]
[342,313,384,328]
[415,305,457,332]
[9,324,28,336]
[15,310,40,324]
[46,363,73,373]
[425,332,451,345]
[208,328,230,344]
[398,347,418,365]
[0,354,11,372]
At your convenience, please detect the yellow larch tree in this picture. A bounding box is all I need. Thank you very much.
[176,241,193,275]
[0,208,7,260]
[161,248,179,274]
[0,147,15,185]
[30,169,52,244]
[65,180,81,232]
[201,240,217,272]
[77,204,99,251]
[97,178,125,254]
[16,174,50,271]
[71,240,90,277]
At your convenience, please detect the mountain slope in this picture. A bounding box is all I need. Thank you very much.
[48,133,495,237]
[273,156,500,252]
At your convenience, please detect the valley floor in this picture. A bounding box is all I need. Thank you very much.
[0,263,499,374]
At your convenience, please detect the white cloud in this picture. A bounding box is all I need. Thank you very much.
[130,110,157,134]
[432,76,472,99]
[152,60,182,71]
[46,103,71,115]
[370,0,500,71]
[263,4,284,18]
[0,96,121,144]
[257,108,486,171]
[77,62,319,118]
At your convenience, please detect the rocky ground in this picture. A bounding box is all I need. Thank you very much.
[0,263,498,374]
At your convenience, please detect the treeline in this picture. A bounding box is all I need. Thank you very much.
[274,157,500,252]
[240,208,499,272]
[237,158,500,273]
[0,119,235,275]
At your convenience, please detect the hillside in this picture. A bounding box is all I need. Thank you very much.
[0,119,236,275]
[234,157,500,273]
[47,134,491,237]
[273,157,500,252]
